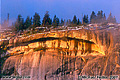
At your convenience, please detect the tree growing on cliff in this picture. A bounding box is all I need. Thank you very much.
[103,13,106,22]
[24,16,32,29]
[42,11,52,27]
[60,18,64,26]
[52,15,59,27]
[90,11,96,23]
[96,10,104,23]
[72,15,77,26]
[33,12,41,27]
[14,14,24,31]
[77,18,81,25]
[83,15,89,24]
[107,12,116,23]
[90,10,106,23]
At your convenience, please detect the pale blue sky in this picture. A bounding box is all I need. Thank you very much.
[1,0,120,24]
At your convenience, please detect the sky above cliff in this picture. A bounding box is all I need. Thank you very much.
[1,0,120,24]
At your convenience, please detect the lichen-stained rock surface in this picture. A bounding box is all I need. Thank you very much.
[8,29,114,55]
[2,49,120,80]
[1,29,120,80]
[81,52,120,76]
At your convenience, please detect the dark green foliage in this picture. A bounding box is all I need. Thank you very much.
[24,16,32,29]
[103,13,106,22]
[11,10,117,32]
[90,11,96,23]
[90,10,107,23]
[42,11,52,27]
[72,15,77,25]
[60,18,64,26]
[77,18,81,25]
[14,14,24,31]
[11,15,32,32]
[97,11,103,19]
[96,10,104,23]
[52,15,59,27]
[107,12,116,23]
[33,12,41,27]
[83,15,89,24]
[66,15,81,26]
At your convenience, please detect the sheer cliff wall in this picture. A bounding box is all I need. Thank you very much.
[9,29,114,55]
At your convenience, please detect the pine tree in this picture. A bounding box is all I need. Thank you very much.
[42,11,52,27]
[60,18,64,26]
[14,14,24,31]
[77,18,81,25]
[96,10,104,23]
[97,11,101,19]
[19,18,24,30]
[17,14,22,22]
[33,12,41,27]
[90,11,96,23]
[102,13,106,23]
[83,15,88,24]
[24,16,32,29]
[52,15,59,27]
[72,15,77,26]
[100,10,103,18]
[103,13,106,20]
[30,17,33,27]
[107,12,116,23]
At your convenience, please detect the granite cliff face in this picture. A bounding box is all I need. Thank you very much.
[9,29,114,55]
[1,29,120,80]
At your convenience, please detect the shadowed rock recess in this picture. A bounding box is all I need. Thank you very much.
[1,29,120,80]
